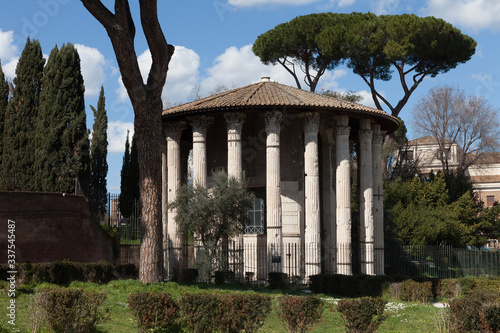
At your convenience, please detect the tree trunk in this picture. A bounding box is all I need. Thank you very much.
[81,0,173,283]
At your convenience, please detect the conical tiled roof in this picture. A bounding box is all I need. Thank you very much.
[163,79,399,132]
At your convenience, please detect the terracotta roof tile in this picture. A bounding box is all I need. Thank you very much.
[162,80,399,131]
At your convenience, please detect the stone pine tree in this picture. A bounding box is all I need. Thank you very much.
[34,44,90,194]
[81,0,175,283]
[1,38,45,191]
[89,86,108,216]
[0,61,9,170]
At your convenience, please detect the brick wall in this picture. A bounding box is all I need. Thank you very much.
[0,192,116,264]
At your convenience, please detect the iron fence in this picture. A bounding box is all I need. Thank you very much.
[385,244,500,278]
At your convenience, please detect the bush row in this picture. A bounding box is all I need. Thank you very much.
[276,295,324,332]
[449,289,500,333]
[129,291,272,333]
[0,261,137,285]
[336,297,387,333]
[310,274,500,300]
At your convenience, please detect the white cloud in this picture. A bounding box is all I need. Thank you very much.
[0,30,19,79]
[371,0,403,14]
[228,0,319,6]
[200,44,296,95]
[116,45,200,105]
[108,120,134,153]
[338,0,356,6]
[74,44,108,97]
[422,0,500,32]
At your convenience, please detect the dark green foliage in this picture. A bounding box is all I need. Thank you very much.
[0,61,9,169]
[1,38,44,191]
[253,12,343,92]
[276,295,324,333]
[34,43,90,194]
[128,292,181,333]
[0,260,115,286]
[178,292,272,333]
[320,89,363,103]
[484,304,500,333]
[438,278,461,299]
[449,298,488,333]
[120,131,140,218]
[179,268,198,283]
[336,297,387,333]
[309,274,393,298]
[384,172,497,247]
[390,280,434,303]
[89,86,108,216]
[267,272,288,289]
[37,288,108,333]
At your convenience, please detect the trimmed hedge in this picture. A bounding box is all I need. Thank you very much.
[336,297,387,333]
[276,295,324,333]
[34,287,108,333]
[0,260,117,285]
[128,292,181,333]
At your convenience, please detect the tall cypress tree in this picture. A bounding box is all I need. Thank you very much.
[59,43,90,195]
[1,38,44,191]
[0,61,9,171]
[129,132,140,204]
[35,44,90,194]
[120,130,131,217]
[35,46,65,191]
[89,86,108,216]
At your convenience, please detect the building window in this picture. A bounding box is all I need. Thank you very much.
[245,189,265,234]
[487,195,495,207]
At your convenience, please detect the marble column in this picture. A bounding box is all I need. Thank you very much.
[225,112,245,179]
[359,119,374,275]
[165,121,186,278]
[190,116,212,188]
[335,115,352,275]
[322,127,336,274]
[161,130,168,276]
[304,112,321,277]
[372,124,385,275]
[265,110,282,272]
[225,112,245,281]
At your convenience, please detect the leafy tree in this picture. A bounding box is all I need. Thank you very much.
[255,13,476,116]
[120,131,140,218]
[168,170,254,277]
[411,85,499,173]
[34,44,90,194]
[320,89,363,103]
[383,118,419,181]
[89,86,108,216]
[253,12,344,92]
[318,13,476,117]
[81,0,175,283]
[1,38,45,191]
[0,61,9,170]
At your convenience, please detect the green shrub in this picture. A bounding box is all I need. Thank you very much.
[391,280,433,303]
[214,270,235,285]
[180,268,198,283]
[438,279,460,299]
[336,297,387,333]
[276,295,324,333]
[37,287,108,333]
[268,272,288,289]
[178,293,221,332]
[448,298,487,333]
[218,293,272,333]
[484,304,500,333]
[128,292,181,333]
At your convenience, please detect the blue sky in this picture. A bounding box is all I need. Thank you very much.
[1,0,500,192]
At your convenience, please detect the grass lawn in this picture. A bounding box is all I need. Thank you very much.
[0,279,444,332]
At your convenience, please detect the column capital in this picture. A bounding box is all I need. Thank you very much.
[336,124,350,136]
[190,115,213,138]
[225,112,245,133]
[265,110,282,134]
[359,128,373,144]
[164,121,186,141]
[304,112,320,134]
